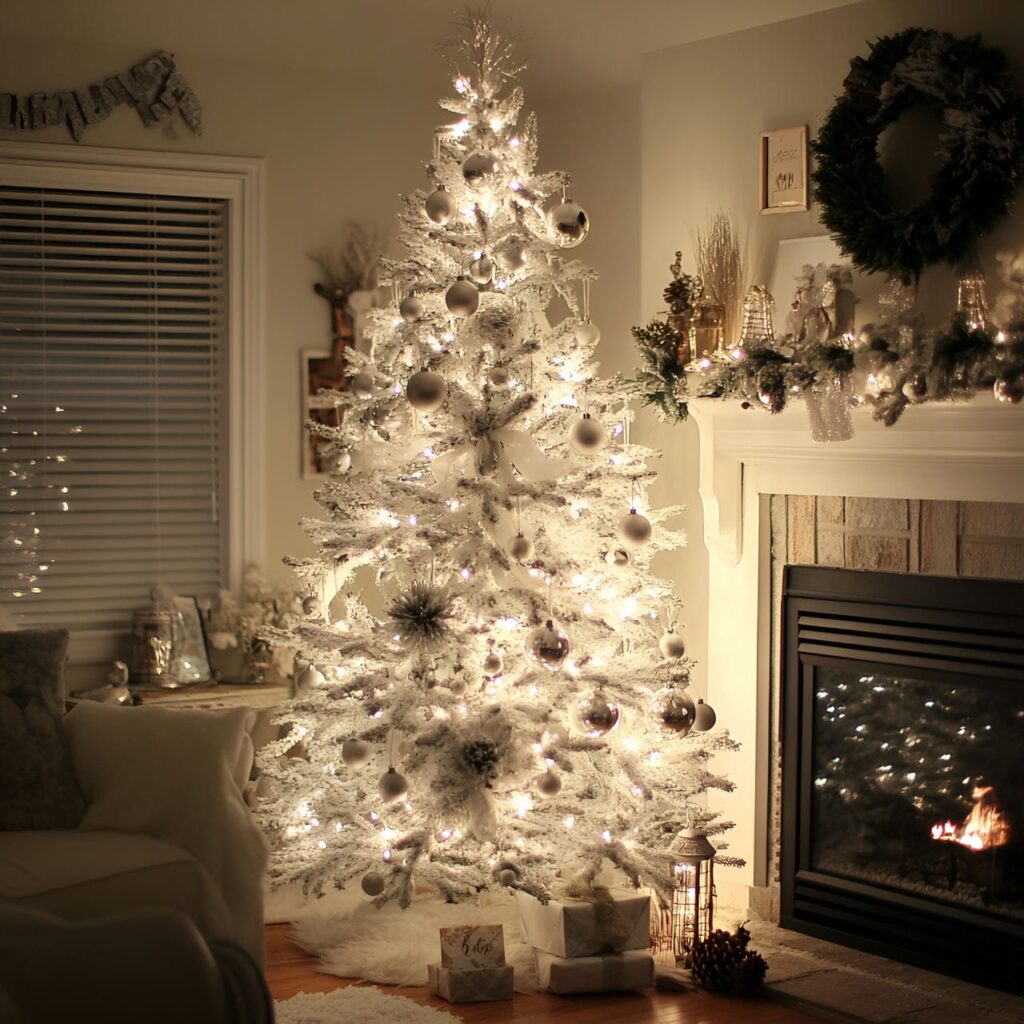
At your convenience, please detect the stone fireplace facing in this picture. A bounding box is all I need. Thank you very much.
[690,399,1024,993]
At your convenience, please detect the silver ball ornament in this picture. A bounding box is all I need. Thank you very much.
[445,277,479,317]
[574,321,601,345]
[296,664,325,691]
[425,186,457,225]
[361,870,386,896]
[693,698,717,732]
[329,449,352,474]
[399,293,424,322]
[498,868,518,886]
[994,378,1024,404]
[547,199,590,248]
[469,253,494,284]
[350,371,375,400]
[302,595,321,616]
[341,738,372,768]
[652,686,695,735]
[462,151,500,191]
[568,414,607,454]
[535,770,562,798]
[487,365,511,389]
[525,619,570,673]
[406,369,446,413]
[658,630,686,660]
[378,766,409,804]
[617,510,653,549]
[506,531,534,562]
[482,650,504,676]
[577,690,619,736]
[605,547,630,568]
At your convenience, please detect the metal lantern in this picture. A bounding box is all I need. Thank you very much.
[670,827,716,961]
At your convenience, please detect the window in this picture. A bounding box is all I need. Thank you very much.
[0,146,265,668]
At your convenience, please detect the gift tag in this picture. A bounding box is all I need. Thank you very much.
[439,924,506,969]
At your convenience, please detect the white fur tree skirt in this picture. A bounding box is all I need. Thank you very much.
[279,888,540,992]
[275,987,460,1024]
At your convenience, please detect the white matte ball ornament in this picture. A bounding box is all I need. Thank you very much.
[296,664,325,692]
[535,770,562,798]
[425,186,457,225]
[658,629,686,660]
[361,871,386,897]
[406,370,446,413]
[525,619,570,673]
[506,532,534,562]
[568,414,607,455]
[547,199,590,248]
[302,595,321,616]
[482,650,504,676]
[487,365,511,389]
[469,253,494,285]
[330,449,352,474]
[693,698,717,732]
[350,372,375,400]
[617,510,653,550]
[445,277,479,317]
[605,548,630,569]
[574,321,601,345]
[462,151,500,191]
[498,868,518,886]
[341,738,372,768]
[378,767,409,804]
[399,293,424,322]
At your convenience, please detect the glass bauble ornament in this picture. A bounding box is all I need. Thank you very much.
[398,292,424,322]
[506,531,534,562]
[301,595,320,616]
[574,320,601,345]
[350,372,375,400]
[378,766,409,803]
[425,187,457,225]
[406,369,446,412]
[361,870,386,896]
[445,277,479,317]
[475,436,500,476]
[469,253,494,284]
[462,151,500,191]
[901,374,928,402]
[525,619,570,673]
[577,690,619,736]
[296,664,325,691]
[652,686,695,735]
[604,547,630,568]
[487,364,511,389]
[617,509,653,549]
[482,648,503,676]
[341,738,371,768]
[568,414,607,454]
[693,698,717,732]
[499,238,528,271]
[994,378,1024,404]
[547,199,590,248]
[498,867,518,886]
[535,769,562,798]
[658,629,686,660]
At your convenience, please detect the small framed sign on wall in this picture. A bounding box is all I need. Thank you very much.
[759,126,808,214]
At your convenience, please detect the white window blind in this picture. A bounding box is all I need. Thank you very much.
[0,185,228,634]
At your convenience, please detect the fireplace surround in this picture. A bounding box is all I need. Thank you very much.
[780,564,1023,992]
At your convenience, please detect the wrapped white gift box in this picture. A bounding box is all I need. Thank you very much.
[534,949,655,994]
[427,963,515,1003]
[515,888,651,958]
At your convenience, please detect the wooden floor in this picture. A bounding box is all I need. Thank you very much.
[265,923,823,1023]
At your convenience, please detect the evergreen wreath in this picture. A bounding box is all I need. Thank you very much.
[812,28,1024,283]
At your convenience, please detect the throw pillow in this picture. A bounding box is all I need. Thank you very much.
[0,628,85,830]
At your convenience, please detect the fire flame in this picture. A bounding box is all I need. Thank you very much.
[930,785,1010,851]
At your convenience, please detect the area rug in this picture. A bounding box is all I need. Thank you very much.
[275,986,460,1024]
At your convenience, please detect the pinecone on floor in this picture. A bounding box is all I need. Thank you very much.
[690,925,768,995]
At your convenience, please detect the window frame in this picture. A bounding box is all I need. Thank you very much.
[0,141,266,669]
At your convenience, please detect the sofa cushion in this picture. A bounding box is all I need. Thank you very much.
[0,629,85,830]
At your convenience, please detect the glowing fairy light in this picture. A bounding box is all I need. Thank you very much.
[564,815,575,829]
[454,76,471,93]
[451,118,471,136]
[509,136,520,147]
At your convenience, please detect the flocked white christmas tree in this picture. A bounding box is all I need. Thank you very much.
[258,14,741,908]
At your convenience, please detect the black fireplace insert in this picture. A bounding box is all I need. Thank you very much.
[781,566,1024,992]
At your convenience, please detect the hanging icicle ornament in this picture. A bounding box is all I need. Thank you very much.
[378,766,409,803]
[406,369,446,412]
[301,595,321,616]
[693,698,717,732]
[652,685,695,735]
[487,364,511,389]
[525,619,570,673]
[361,870,386,896]
[534,769,562,798]
[659,629,686,660]
[576,689,620,736]
[341,738,372,768]
[547,188,590,248]
[399,291,424,322]
[469,252,495,284]
[350,372,375,400]
[425,185,457,225]
[462,151,500,191]
[388,581,455,651]
[617,508,653,549]
[445,277,480,317]
[296,663,326,691]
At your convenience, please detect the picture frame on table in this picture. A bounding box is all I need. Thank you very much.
[759,126,809,214]
[169,596,213,685]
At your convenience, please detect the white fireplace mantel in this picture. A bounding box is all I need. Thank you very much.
[690,398,1024,898]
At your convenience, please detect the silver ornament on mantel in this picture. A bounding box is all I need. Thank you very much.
[445,277,479,317]
[617,509,653,549]
[469,253,495,284]
[462,150,500,191]
[568,414,607,454]
[658,629,686,660]
[692,698,717,732]
[361,870,386,896]
[506,531,534,562]
[350,371,375,400]
[534,769,562,798]
[341,738,372,768]
[574,320,601,345]
[652,685,695,735]
[547,198,590,248]
[406,369,446,412]
[425,186,457,225]
[399,292,424,322]
[525,619,570,673]
[378,766,409,803]
[577,689,619,737]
